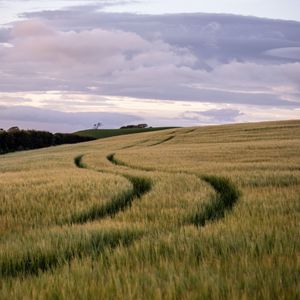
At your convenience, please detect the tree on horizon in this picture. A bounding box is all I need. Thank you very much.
[93,122,103,130]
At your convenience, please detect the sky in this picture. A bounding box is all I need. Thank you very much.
[0,0,299,132]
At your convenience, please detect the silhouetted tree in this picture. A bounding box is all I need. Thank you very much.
[0,129,95,155]
[93,122,102,130]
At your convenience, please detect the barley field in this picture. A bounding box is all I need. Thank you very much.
[0,120,299,299]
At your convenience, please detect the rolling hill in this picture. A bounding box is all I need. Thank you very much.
[75,127,177,139]
[0,120,299,299]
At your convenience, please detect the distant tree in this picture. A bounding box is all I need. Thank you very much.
[120,124,148,129]
[138,124,148,128]
[93,122,103,130]
[8,126,20,133]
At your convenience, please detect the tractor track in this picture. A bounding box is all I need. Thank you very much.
[106,153,241,227]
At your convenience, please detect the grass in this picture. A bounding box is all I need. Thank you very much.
[0,169,131,236]
[0,120,299,299]
[0,226,140,278]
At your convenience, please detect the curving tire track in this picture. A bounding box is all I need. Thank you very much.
[1,149,240,279]
[107,153,154,172]
[149,135,175,146]
[120,139,151,150]
[0,155,151,279]
[0,229,139,278]
[190,176,240,227]
[106,153,241,227]
[71,155,152,223]
[74,154,86,168]
[185,129,197,134]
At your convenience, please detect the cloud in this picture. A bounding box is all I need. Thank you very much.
[264,47,300,61]
[181,108,243,123]
[1,17,299,107]
[0,105,142,132]
[0,6,300,131]
[23,8,300,63]
[0,19,197,91]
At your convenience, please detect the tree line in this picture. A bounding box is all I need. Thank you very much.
[0,129,95,154]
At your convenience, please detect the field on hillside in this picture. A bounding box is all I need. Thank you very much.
[75,127,176,139]
[0,120,299,299]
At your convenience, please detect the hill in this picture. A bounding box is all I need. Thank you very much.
[0,120,299,299]
[75,127,177,139]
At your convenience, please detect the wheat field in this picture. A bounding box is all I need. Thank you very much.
[0,120,299,299]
